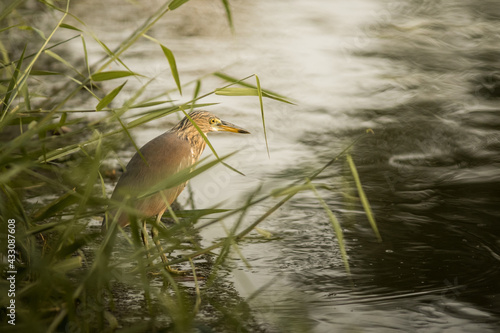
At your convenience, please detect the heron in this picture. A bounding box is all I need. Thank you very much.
[102,110,250,273]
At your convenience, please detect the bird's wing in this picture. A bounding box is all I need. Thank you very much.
[111,132,194,202]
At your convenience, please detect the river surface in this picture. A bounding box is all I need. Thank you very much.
[66,0,500,331]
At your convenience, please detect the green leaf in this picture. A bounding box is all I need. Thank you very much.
[127,103,218,129]
[21,78,31,111]
[0,0,23,21]
[308,180,351,274]
[38,146,81,163]
[130,100,172,109]
[96,81,127,111]
[271,184,312,197]
[255,75,270,158]
[346,154,382,242]
[52,257,82,273]
[59,23,82,32]
[221,0,234,31]
[168,0,190,10]
[254,227,273,239]
[215,87,294,104]
[44,50,83,77]
[1,44,25,115]
[92,71,139,82]
[32,190,79,221]
[160,45,182,95]
[18,25,46,40]
[127,106,178,129]
[137,153,236,199]
[30,70,62,76]
[214,72,290,99]
[173,209,229,220]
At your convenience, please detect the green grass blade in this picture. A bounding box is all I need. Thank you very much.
[168,0,190,10]
[160,45,182,95]
[44,49,84,78]
[21,79,31,111]
[0,0,23,21]
[214,87,294,105]
[181,108,245,176]
[255,75,270,158]
[92,71,140,81]
[214,72,292,100]
[191,80,201,112]
[30,70,62,76]
[308,180,350,274]
[1,44,25,115]
[59,23,82,32]
[113,111,148,165]
[346,154,382,242]
[221,0,234,31]
[138,152,236,199]
[1,35,80,69]
[126,106,178,128]
[130,100,173,109]
[96,81,127,111]
[81,35,91,80]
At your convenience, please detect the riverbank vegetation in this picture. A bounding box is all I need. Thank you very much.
[0,1,378,331]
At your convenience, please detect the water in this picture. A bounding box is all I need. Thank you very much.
[67,0,500,331]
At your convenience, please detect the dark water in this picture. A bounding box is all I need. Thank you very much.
[242,1,500,331]
[36,0,500,331]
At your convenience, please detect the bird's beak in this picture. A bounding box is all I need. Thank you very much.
[217,120,251,134]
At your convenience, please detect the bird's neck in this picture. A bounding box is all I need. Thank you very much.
[173,128,207,161]
[188,132,207,161]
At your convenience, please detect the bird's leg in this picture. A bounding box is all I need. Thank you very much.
[141,219,151,262]
[151,213,186,275]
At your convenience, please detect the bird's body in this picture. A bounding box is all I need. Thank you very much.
[102,111,249,273]
[107,130,201,228]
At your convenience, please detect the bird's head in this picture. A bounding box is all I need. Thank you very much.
[176,111,250,135]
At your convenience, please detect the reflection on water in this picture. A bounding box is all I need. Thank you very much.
[255,0,500,331]
[51,0,500,331]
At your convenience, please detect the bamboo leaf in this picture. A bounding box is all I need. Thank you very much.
[172,208,229,219]
[112,110,148,165]
[168,0,190,10]
[160,45,182,95]
[0,0,23,22]
[30,70,62,76]
[59,23,82,32]
[255,75,270,157]
[32,190,79,221]
[138,153,236,199]
[221,0,234,31]
[92,71,139,82]
[271,184,313,197]
[52,257,82,273]
[1,45,25,115]
[346,154,382,242]
[18,25,46,40]
[254,227,273,239]
[130,100,173,108]
[215,87,294,105]
[21,78,31,111]
[44,49,83,77]
[127,103,218,128]
[81,35,90,79]
[181,108,245,176]
[214,72,290,99]
[127,106,178,128]
[96,81,127,111]
[308,180,351,274]
[191,80,201,112]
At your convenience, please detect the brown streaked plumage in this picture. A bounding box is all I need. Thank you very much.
[102,110,249,273]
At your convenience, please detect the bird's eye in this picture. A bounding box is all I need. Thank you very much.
[210,118,217,124]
